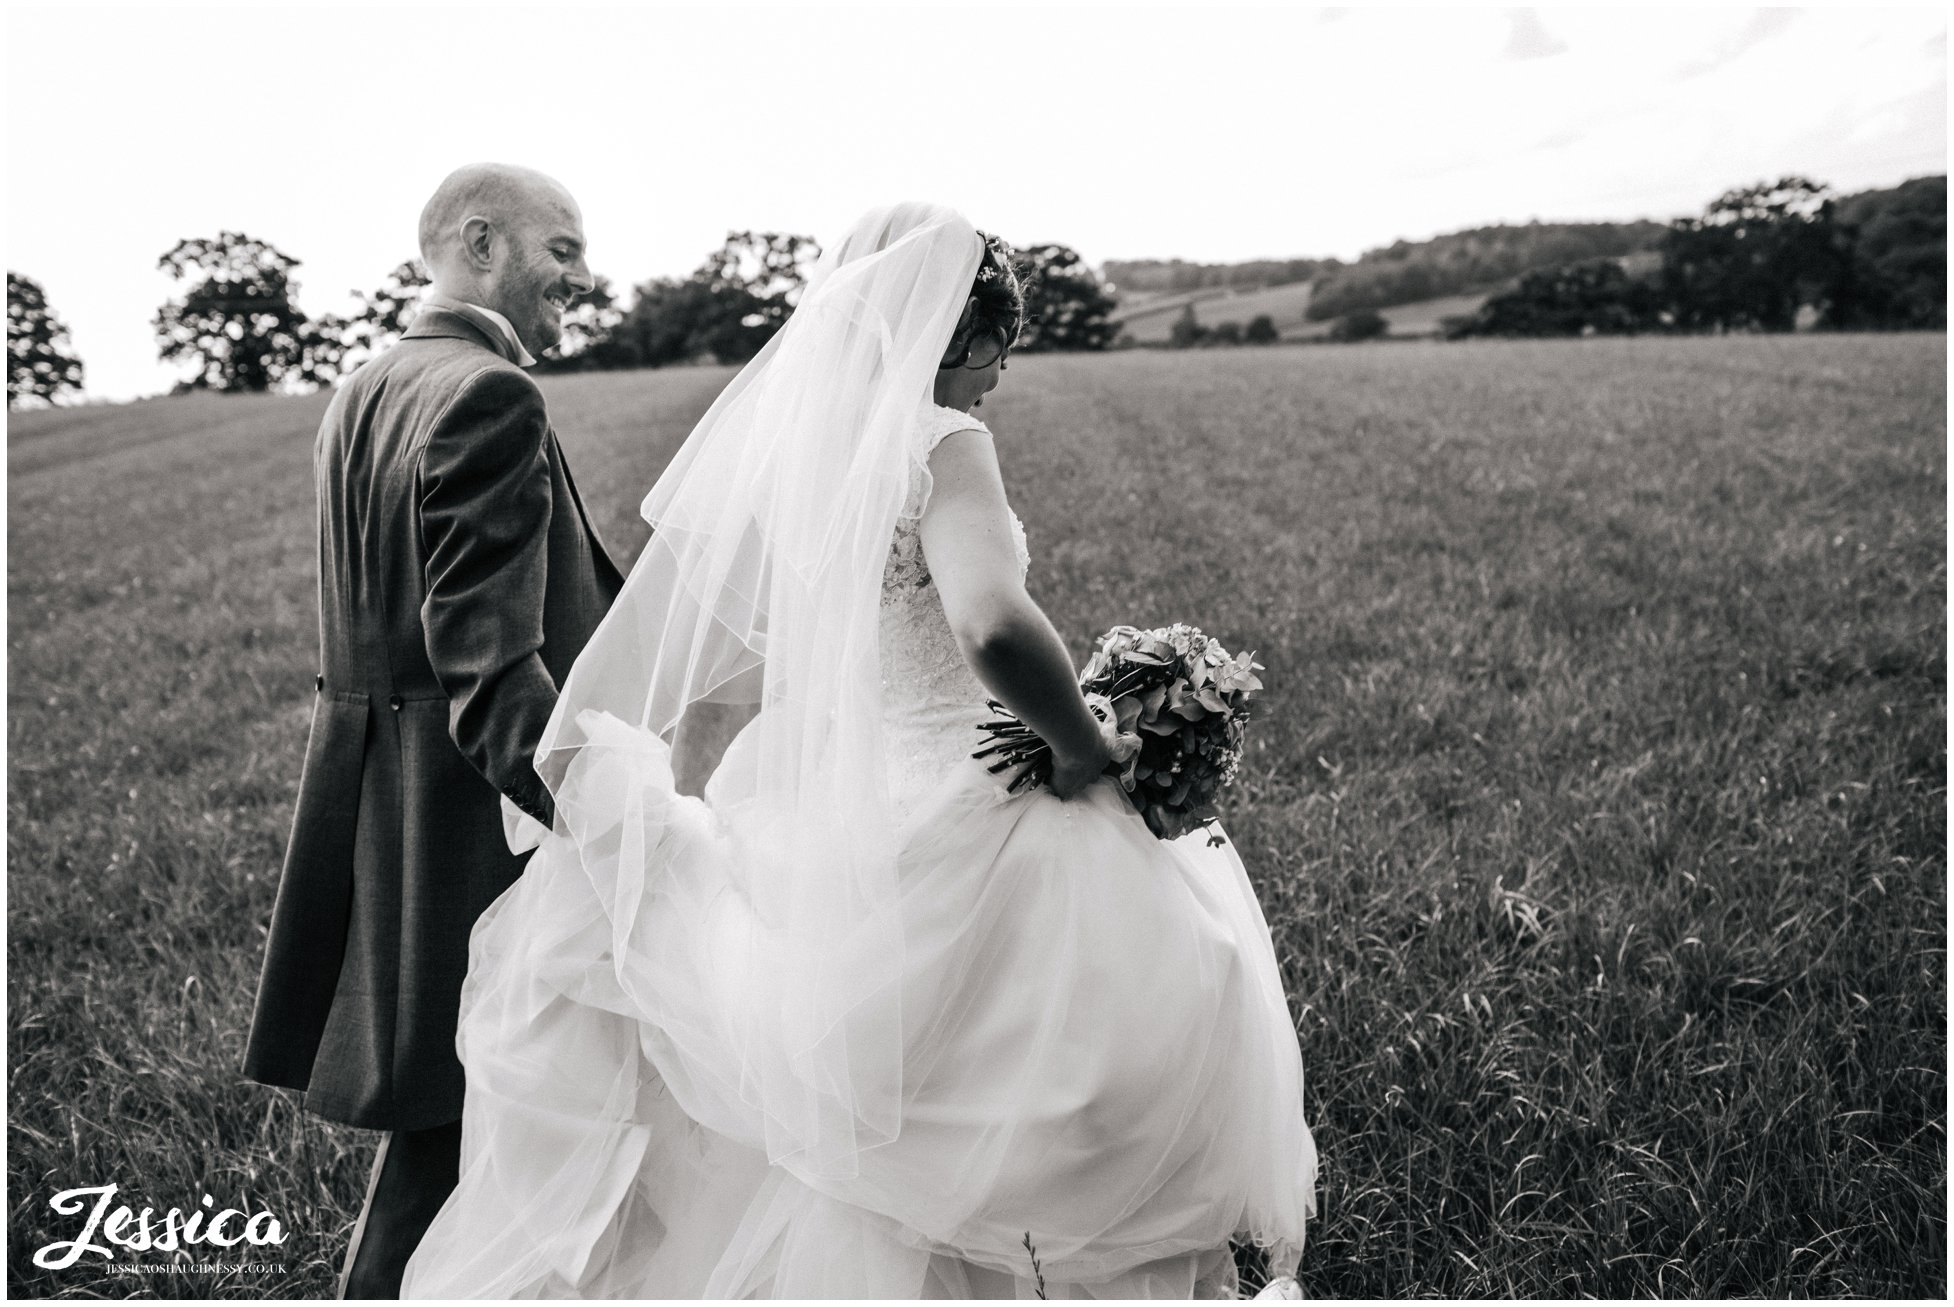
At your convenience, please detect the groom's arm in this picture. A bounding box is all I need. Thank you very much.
[417,367,559,828]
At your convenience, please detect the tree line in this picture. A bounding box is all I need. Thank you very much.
[1305,220,1670,323]
[8,231,1123,403]
[1449,176,1945,338]
[1151,174,1943,349]
[1107,230,1666,308]
[1104,257,1333,296]
[6,174,1945,405]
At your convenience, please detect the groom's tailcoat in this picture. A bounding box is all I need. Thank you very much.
[243,307,624,1131]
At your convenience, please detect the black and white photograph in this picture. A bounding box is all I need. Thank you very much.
[6,2,1945,1299]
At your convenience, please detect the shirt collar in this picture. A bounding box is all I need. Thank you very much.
[421,292,537,367]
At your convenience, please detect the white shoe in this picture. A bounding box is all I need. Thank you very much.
[1251,1275,1303,1299]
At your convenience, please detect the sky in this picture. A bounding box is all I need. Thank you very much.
[6,3,1946,401]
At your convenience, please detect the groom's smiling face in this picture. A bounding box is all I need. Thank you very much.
[486,194,593,356]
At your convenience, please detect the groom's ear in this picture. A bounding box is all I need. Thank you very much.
[460,215,495,270]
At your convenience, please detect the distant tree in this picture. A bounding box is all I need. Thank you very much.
[702,230,821,348]
[614,274,754,367]
[1307,220,1666,321]
[295,311,353,388]
[1452,259,1662,337]
[711,231,821,293]
[1167,304,1209,349]
[1243,314,1279,344]
[8,273,85,406]
[288,259,432,388]
[609,275,691,368]
[1015,244,1119,351]
[615,231,819,367]
[154,232,308,392]
[1660,177,1853,332]
[1328,308,1388,342]
[1210,320,1243,346]
[1833,174,1946,328]
[344,259,431,360]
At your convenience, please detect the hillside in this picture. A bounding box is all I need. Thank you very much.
[1111,281,1317,343]
[1303,221,1669,321]
[1100,176,1945,339]
[1103,256,1330,297]
[1102,220,1665,339]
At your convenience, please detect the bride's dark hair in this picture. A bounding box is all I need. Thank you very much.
[941,231,1026,368]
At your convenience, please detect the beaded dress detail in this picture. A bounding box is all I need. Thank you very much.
[879,402,1029,818]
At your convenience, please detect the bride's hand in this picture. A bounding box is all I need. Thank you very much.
[1048,693,1137,800]
[1048,736,1114,800]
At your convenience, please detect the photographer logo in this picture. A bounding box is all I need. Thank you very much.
[33,1184,288,1271]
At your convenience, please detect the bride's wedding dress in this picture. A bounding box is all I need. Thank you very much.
[400,206,1316,1299]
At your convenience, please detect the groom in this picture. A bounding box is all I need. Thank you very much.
[242,163,624,1297]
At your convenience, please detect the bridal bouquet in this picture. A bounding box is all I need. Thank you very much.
[973,623,1264,841]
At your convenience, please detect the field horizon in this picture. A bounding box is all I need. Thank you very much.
[8,334,1946,1297]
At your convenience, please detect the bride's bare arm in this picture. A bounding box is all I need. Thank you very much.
[918,428,1111,797]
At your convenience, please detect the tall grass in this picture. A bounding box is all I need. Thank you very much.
[8,335,1943,1296]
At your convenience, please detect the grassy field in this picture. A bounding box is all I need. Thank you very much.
[1372,289,1497,338]
[1115,281,1495,343]
[1113,281,1318,343]
[8,335,1945,1297]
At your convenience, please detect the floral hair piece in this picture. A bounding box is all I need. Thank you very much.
[941,228,1026,368]
[976,232,1015,282]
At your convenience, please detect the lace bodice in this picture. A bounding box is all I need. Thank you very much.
[880,403,1030,816]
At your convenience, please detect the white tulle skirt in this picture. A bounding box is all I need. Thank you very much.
[401,712,1317,1299]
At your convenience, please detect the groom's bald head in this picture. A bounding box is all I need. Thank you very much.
[418,162,591,355]
[418,163,578,269]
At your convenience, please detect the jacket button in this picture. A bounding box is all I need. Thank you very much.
[315,674,324,692]
[388,695,402,711]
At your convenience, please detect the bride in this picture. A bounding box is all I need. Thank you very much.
[400,202,1318,1298]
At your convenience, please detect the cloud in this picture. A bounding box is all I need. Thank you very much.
[1503,8,1569,61]
[1670,8,1800,82]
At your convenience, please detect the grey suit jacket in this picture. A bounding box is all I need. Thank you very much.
[242,308,624,1130]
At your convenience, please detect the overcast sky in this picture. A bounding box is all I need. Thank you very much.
[7,3,1945,400]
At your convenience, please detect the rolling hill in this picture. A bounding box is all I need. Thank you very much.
[1111,281,1318,343]
[1098,176,1945,343]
